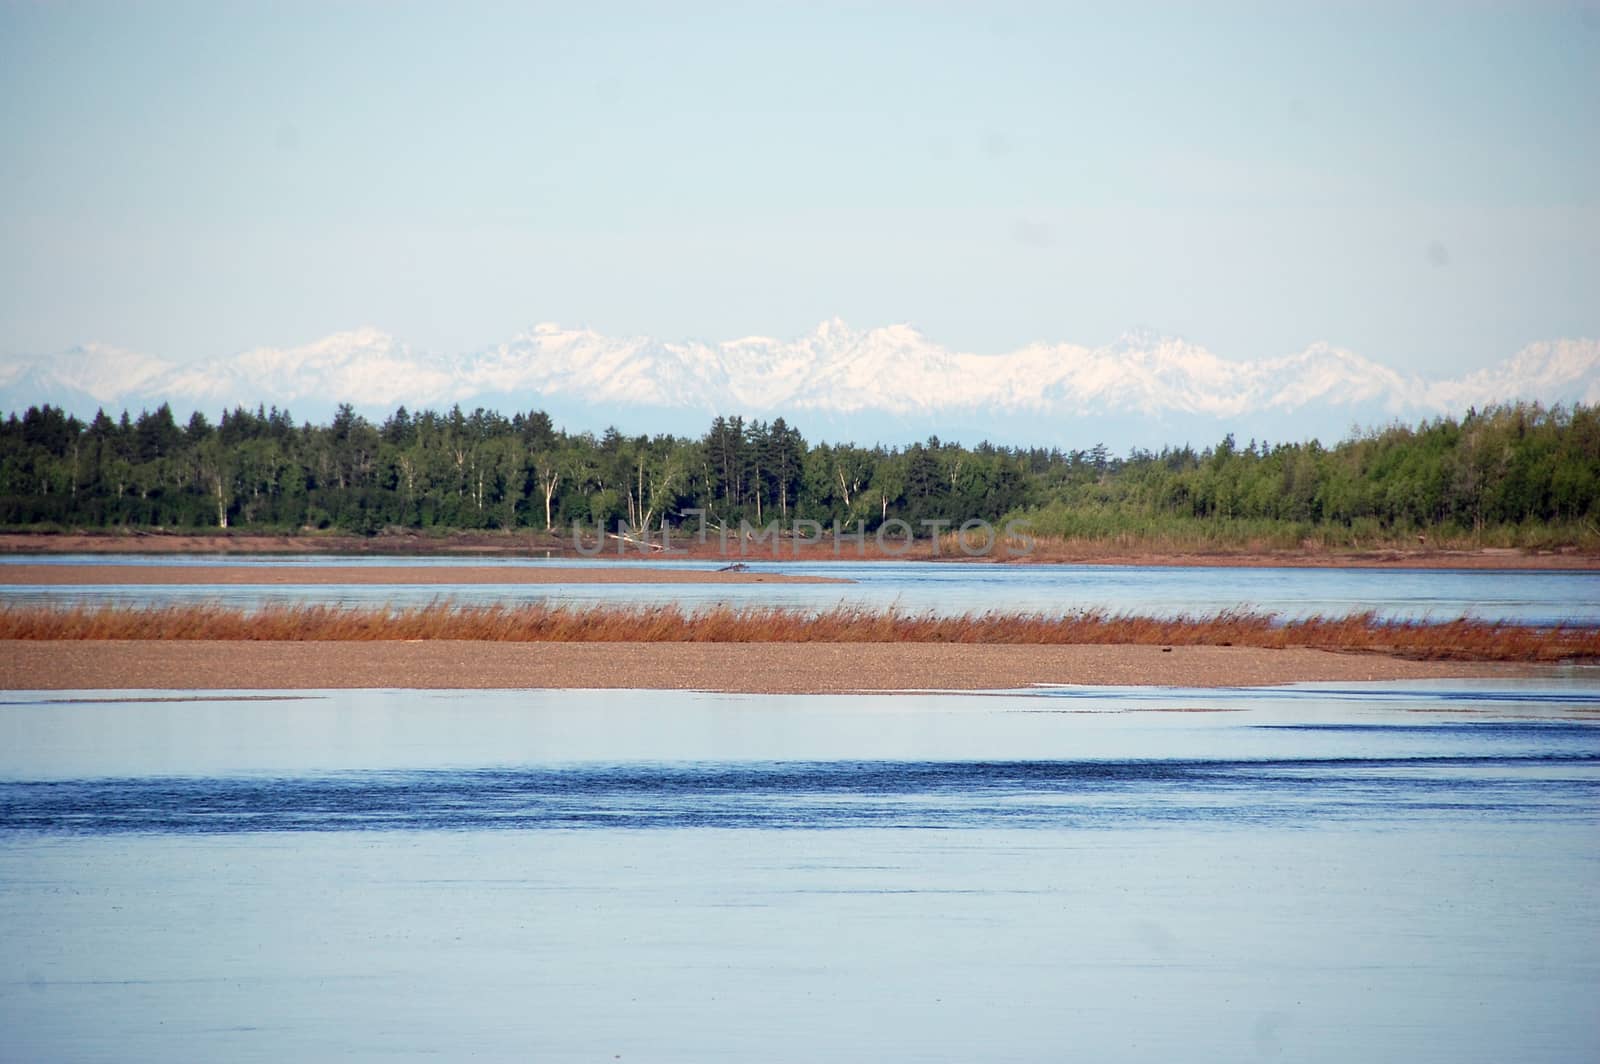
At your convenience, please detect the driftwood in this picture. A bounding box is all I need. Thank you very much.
[605,531,667,553]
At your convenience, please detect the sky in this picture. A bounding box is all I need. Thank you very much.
[1,0,1597,377]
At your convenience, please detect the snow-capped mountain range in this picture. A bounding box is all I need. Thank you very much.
[4,321,1598,448]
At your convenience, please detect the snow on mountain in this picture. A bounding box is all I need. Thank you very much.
[1420,339,1600,412]
[6,342,176,406]
[468,325,738,412]
[157,328,464,411]
[1254,342,1417,413]
[3,321,1597,446]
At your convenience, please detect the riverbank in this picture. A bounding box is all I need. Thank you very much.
[3,531,1597,570]
[0,640,1546,693]
[7,602,1592,660]
[0,564,846,587]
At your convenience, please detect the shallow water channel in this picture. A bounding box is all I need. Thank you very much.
[5,554,1600,624]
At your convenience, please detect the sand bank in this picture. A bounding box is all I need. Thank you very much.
[0,564,845,586]
[0,640,1534,693]
[2,531,1597,569]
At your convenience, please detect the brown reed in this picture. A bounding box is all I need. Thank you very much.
[0,601,1595,663]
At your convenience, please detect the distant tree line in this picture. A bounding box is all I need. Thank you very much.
[2,401,1597,545]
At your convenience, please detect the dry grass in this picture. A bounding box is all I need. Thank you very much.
[1,602,1596,663]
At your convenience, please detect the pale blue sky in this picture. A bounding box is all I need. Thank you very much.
[2,1,1596,373]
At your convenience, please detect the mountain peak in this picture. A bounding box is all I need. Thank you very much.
[812,316,859,342]
[868,322,930,343]
[1112,326,1189,350]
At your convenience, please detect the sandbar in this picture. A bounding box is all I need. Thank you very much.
[0,640,1536,693]
[2,533,1596,570]
[0,564,845,586]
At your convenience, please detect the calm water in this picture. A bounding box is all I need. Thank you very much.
[2,683,1597,1062]
[5,554,1599,622]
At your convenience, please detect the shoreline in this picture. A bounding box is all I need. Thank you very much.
[0,563,846,587]
[7,602,1592,661]
[2,532,1597,570]
[0,640,1546,693]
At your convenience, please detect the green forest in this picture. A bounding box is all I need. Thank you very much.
[3,400,1598,549]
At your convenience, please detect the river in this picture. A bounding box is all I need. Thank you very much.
[2,682,1596,1062]
[4,555,1599,623]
